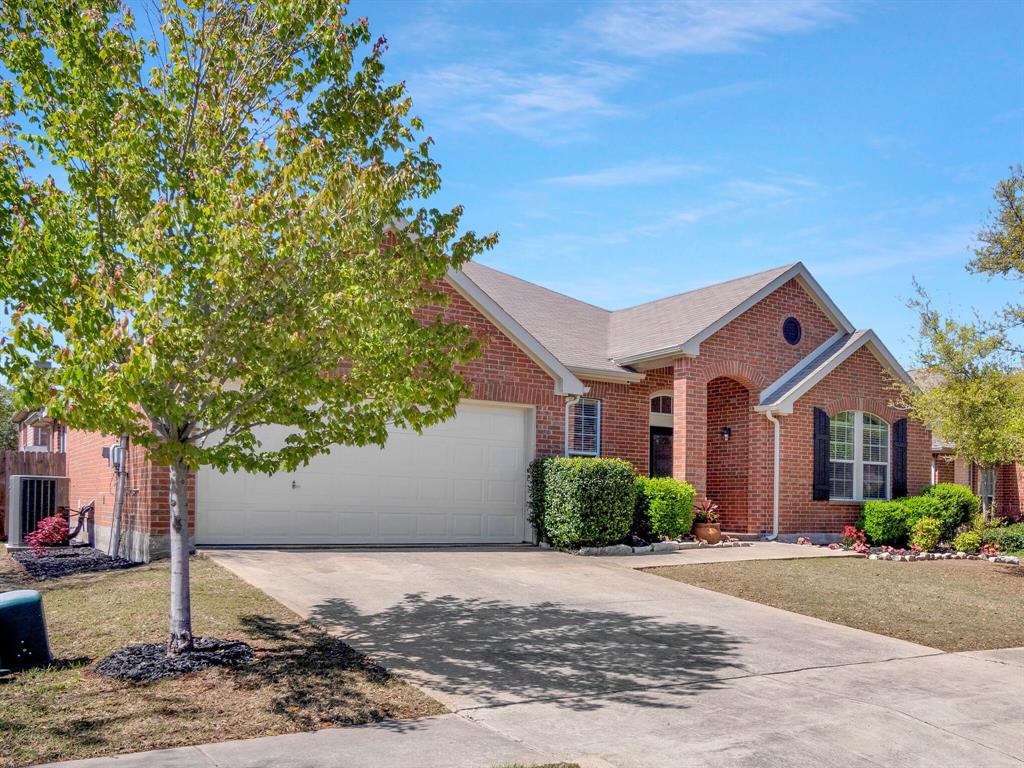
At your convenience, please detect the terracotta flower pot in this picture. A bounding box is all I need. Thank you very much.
[694,522,721,544]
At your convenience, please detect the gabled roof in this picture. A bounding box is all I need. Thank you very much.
[457,260,857,381]
[756,329,916,415]
[459,262,618,376]
[445,267,587,395]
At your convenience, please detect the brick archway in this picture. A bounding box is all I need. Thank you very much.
[706,376,754,531]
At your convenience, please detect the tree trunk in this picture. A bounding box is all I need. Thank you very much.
[167,458,193,655]
[108,434,129,559]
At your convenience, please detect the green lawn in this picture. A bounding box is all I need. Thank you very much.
[646,557,1024,652]
[0,549,443,768]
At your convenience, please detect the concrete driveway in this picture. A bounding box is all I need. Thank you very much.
[207,547,1024,768]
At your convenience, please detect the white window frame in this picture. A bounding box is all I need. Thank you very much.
[830,411,891,502]
[565,398,601,457]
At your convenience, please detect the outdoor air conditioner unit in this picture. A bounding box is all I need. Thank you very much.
[7,475,67,548]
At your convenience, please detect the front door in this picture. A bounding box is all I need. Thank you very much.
[650,427,673,478]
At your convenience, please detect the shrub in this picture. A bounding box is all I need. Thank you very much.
[952,531,981,554]
[633,476,696,541]
[527,457,552,541]
[909,516,942,552]
[24,514,69,554]
[922,483,980,540]
[542,457,636,549]
[981,522,1024,553]
[841,525,866,549]
[860,496,940,546]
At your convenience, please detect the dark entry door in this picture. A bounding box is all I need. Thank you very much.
[650,427,673,478]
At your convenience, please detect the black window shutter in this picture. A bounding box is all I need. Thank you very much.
[892,418,908,498]
[813,407,830,501]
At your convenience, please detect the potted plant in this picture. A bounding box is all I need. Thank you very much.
[693,499,721,544]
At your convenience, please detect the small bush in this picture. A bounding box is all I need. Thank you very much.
[542,457,636,549]
[952,531,981,554]
[981,522,1024,553]
[922,483,980,539]
[24,514,69,554]
[861,496,940,546]
[909,516,942,552]
[633,476,696,541]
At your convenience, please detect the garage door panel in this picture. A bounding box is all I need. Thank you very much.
[196,403,530,545]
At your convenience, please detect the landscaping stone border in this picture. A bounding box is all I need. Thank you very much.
[577,540,754,556]
[866,550,1020,565]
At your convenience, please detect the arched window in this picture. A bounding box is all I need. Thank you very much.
[649,392,673,428]
[830,411,889,500]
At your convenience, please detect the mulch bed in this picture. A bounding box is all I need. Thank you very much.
[9,546,140,581]
[94,637,255,682]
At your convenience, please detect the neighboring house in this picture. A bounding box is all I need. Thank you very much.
[59,261,932,560]
[13,410,66,454]
[909,371,1022,519]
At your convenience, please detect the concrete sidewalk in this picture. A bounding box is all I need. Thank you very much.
[594,539,860,568]
[41,714,555,768]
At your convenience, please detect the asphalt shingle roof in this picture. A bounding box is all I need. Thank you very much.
[461,261,799,376]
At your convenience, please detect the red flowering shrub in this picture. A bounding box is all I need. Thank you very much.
[24,514,69,555]
[980,543,999,557]
[841,525,867,550]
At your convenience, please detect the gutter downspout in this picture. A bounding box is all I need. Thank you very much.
[764,412,781,540]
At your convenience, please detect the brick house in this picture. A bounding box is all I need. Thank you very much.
[13,410,66,454]
[59,261,935,559]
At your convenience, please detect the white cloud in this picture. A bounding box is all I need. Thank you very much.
[542,160,707,188]
[411,60,631,142]
[581,0,850,58]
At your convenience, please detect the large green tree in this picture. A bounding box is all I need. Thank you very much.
[0,1,494,653]
[899,166,1024,468]
[0,385,17,451]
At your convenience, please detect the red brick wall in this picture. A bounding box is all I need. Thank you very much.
[431,281,564,457]
[580,367,673,475]
[777,346,932,533]
[706,377,752,529]
[672,278,844,530]
[65,429,193,556]
[997,463,1023,518]
[934,454,955,484]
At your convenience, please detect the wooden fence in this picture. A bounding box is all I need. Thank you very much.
[0,451,68,541]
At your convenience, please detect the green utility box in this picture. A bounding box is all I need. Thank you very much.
[0,589,52,672]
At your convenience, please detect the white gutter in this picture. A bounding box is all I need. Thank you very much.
[764,411,782,540]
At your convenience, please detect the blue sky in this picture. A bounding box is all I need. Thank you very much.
[356,0,1023,365]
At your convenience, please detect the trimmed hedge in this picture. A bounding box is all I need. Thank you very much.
[861,496,941,546]
[981,522,1024,553]
[922,483,980,540]
[527,457,551,541]
[634,476,696,541]
[539,457,636,549]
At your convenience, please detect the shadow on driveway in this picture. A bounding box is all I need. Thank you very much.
[310,592,745,711]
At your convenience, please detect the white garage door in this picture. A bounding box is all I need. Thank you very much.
[195,402,531,545]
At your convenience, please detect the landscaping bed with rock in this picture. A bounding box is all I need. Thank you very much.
[9,545,140,581]
[575,539,754,556]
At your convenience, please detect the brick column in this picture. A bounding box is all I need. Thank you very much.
[673,358,706,499]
